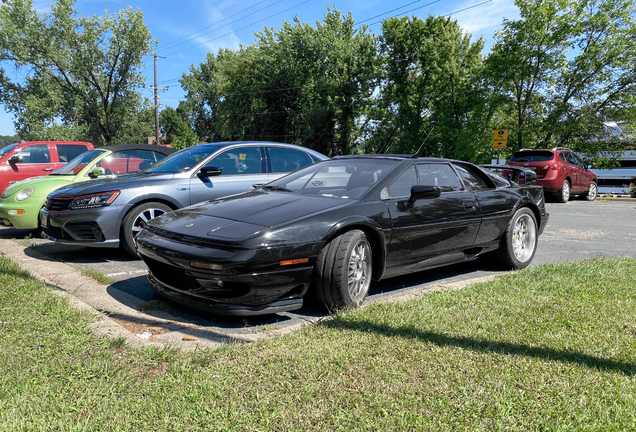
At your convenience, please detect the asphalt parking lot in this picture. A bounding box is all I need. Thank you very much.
[1,199,635,349]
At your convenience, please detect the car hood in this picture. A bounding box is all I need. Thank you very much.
[150,190,350,240]
[49,172,176,197]
[2,175,75,197]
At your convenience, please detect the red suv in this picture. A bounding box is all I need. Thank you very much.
[508,148,597,203]
[0,141,94,193]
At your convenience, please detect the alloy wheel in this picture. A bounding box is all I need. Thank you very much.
[512,213,537,263]
[347,238,372,302]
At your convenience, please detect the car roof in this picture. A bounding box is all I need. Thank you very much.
[332,154,455,163]
[195,141,329,159]
[97,143,176,155]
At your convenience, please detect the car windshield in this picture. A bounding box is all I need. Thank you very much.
[0,144,18,158]
[265,158,399,199]
[52,149,107,175]
[510,151,554,162]
[143,145,218,174]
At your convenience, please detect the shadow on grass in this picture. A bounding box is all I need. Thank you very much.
[325,318,636,376]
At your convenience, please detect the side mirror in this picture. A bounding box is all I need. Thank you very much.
[8,155,22,165]
[199,166,222,177]
[90,167,106,178]
[587,164,593,169]
[408,185,440,206]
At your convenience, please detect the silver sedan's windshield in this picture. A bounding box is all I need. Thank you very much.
[265,159,398,199]
[52,149,107,175]
[144,145,218,174]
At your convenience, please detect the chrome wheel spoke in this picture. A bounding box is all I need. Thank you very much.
[347,239,371,301]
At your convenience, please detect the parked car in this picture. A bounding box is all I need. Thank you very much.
[135,155,550,316]
[0,144,175,230]
[39,142,328,255]
[0,141,94,193]
[507,147,597,203]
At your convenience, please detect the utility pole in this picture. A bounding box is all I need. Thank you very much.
[145,53,167,145]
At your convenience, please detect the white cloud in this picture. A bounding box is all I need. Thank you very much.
[451,0,519,38]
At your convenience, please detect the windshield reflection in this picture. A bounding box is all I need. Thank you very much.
[52,149,107,175]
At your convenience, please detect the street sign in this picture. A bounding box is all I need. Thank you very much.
[493,129,508,149]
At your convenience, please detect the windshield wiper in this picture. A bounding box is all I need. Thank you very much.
[262,185,293,192]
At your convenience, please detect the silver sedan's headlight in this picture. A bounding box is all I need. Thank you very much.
[69,191,120,210]
[16,187,35,201]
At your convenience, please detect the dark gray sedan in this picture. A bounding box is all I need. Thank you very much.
[39,142,328,255]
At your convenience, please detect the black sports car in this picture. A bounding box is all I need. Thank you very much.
[136,155,549,316]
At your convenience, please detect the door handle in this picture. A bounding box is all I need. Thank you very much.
[43,168,54,172]
[463,201,477,211]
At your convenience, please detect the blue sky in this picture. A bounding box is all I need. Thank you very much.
[0,0,520,136]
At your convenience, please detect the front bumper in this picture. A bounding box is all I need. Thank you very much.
[136,233,318,316]
[39,205,124,248]
[0,199,41,230]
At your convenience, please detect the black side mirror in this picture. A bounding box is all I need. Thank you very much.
[199,166,222,177]
[408,185,441,206]
[8,155,22,165]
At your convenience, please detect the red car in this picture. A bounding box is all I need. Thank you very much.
[508,148,597,203]
[0,141,94,193]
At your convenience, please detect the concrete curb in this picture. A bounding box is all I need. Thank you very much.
[0,237,499,350]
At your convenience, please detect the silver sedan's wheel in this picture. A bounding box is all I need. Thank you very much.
[122,202,172,257]
[556,179,570,203]
[313,229,373,310]
[496,208,538,269]
[585,182,597,201]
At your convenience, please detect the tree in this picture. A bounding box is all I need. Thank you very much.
[365,15,489,161]
[486,0,636,160]
[180,8,377,156]
[159,106,199,149]
[0,0,155,145]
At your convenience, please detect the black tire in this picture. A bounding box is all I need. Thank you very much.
[585,181,597,201]
[496,208,538,270]
[556,179,570,203]
[313,229,372,311]
[121,202,172,257]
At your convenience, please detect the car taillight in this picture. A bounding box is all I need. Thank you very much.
[543,163,559,170]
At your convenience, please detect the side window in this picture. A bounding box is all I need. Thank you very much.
[571,152,585,168]
[95,150,169,175]
[205,147,263,176]
[560,151,575,165]
[386,165,417,198]
[57,144,89,163]
[267,147,313,173]
[417,163,462,192]
[18,145,50,164]
[453,164,490,190]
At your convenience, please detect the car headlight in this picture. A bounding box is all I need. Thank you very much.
[16,187,35,201]
[69,191,120,210]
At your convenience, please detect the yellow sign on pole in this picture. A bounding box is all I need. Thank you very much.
[493,129,508,149]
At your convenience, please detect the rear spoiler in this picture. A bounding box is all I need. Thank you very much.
[480,164,538,186]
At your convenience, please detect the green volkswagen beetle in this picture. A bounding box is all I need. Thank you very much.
[0,144,175,230]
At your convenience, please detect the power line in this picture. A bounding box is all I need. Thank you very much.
[155,0,286,54]
[358,0,442,24]
[161,0,310,57]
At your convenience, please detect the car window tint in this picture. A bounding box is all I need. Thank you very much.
[146,145,218,174]
[267,147,313,173]
[510,151,554,162]
[571,152,586,168]
[559,152,575,165]
[0,144,18,159]
[270,159,398,199]
[17,145,50,164]
[417,163,462,192]
[454,164,489,190]
[387,165,417,198]
[206,147,263,176]
[57,144,89,163]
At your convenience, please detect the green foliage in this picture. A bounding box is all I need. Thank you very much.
[159,106,199,149]
[486,0,636,158]
[0,134,19,148]
[365,16,489,161]
[0,0,156,146]
[628,182,636,198]
[180,8,377,156]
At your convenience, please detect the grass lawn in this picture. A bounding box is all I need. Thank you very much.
[1,256,635,431]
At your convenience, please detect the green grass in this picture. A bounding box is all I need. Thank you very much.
[1,256,636,431]
[77,268,114,285]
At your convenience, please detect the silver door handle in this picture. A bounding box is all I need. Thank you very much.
[43,168,54,172]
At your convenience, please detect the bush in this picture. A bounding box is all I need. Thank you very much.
[629,182,636,198]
